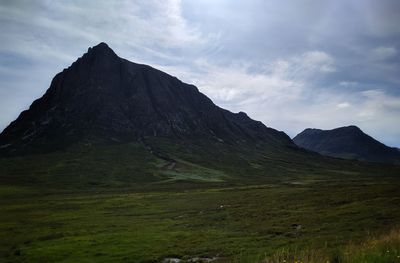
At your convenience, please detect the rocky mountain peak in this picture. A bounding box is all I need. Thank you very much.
[0,43,293,154]
[85,42,118,58]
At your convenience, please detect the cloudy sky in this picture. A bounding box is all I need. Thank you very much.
[1,0,400,146]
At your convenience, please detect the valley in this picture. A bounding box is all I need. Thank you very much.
[1,141,400,262]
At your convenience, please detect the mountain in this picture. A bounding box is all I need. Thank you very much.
[1,43,399,190]
[293,126,400,164]
[0,42,292,155]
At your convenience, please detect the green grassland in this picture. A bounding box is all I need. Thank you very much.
[1,139,400,262]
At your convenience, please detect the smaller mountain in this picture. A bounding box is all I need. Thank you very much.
[293,125,400,164]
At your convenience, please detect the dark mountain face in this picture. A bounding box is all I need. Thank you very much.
[0,42,292,154]
[293,126,400,164]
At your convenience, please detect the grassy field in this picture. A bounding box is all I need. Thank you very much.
[1,177,400,262]
[1,141,400,262]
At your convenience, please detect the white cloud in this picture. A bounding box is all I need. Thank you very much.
[361,89,400,112]
[372,46,397,60]
[339,81,358,87]
[160,50,335,112]
[197,61,303,106]
[0,0,208,63]
[266,51,336,82]
[337,102,351,109]
[302,51,336,73]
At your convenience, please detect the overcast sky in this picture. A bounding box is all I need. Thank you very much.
[1,0,400,146]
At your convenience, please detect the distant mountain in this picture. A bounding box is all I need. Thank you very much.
[293,126,400,164]
[0,42,292,155]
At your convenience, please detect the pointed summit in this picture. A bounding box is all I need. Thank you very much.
[86,42,116,56]
[78,42,119,66]
[93,42,110,49]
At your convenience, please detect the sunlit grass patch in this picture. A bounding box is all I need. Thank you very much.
[262,228,400,263]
